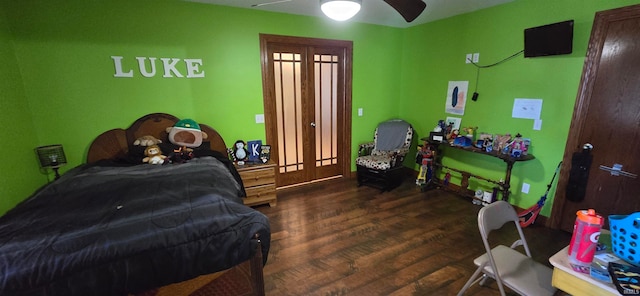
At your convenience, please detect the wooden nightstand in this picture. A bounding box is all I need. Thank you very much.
[235,161,277,207]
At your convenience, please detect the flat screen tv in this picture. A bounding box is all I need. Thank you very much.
[524,20,574,58]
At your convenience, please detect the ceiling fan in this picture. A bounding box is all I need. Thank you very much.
[381,0,427,22]
[252,0,427,23]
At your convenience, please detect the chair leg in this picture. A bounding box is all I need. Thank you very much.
[457,265,485,296]
[479,274,492,286]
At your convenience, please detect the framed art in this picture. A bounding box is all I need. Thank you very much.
[260,145,271,164]
[247,140,262,162]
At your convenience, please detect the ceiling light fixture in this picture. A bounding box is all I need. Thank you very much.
[320,0,362,21]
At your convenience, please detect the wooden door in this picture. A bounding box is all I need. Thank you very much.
[550,4,640,232]
[260,34,353,187]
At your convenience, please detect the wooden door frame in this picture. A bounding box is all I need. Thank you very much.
[549,4,640,229]
[259,33,353,187]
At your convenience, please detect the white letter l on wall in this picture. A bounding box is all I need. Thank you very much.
[111,56,134,77]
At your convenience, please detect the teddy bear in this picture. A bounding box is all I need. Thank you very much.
[142,144,167,165]
[133,135,162,146]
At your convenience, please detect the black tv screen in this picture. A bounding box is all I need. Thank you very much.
[524,20,574,58]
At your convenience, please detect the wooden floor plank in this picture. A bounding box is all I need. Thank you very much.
[255,177,572,296]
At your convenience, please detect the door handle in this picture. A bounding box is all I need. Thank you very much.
[310,122,316,127]
[599,163,638,178]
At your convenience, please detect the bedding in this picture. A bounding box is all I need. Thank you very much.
[0,154,270,295]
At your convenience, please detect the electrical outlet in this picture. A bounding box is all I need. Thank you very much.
[522,182,530,194]
[465,54,472,64]
[255,114,264,123]
[473,53,479,63]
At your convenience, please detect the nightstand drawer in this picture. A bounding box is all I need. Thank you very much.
[239,167,275,188]
[235,160,277,207]
[245,184,276,201]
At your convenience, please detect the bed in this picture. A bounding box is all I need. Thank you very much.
[0,113,270,296]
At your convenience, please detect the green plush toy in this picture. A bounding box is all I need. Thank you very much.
[165,119,208,163]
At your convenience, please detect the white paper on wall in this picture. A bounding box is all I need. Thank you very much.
[512,98,542,119]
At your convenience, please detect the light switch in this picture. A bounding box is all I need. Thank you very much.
[255,114,264,123]
[358,108,363,116]
[522,182,530,194]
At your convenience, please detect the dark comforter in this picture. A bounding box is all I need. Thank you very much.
[0,156,270,296]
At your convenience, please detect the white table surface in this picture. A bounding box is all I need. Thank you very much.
[549,246,619,295]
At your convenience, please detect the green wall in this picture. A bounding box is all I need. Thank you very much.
[0,0,403,215]
[0,6,43,213]
[400,0,640,216]
[1,0,639,217]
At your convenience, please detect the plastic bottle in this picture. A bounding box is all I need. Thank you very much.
[568,209,604,273]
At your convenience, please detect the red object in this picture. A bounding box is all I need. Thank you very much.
[568,209,604,273]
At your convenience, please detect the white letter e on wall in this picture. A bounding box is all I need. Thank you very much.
[184,59,205,78]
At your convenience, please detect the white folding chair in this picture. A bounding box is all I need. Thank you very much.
[457,201,556,296]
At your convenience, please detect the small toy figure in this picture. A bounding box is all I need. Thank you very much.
[510,133,525,157]
[170,146,194,163]
[434,120,447,132]
[447,129,459,144]
[142,144,166,165]
[483,136,494,152]
[522,138,531,155]
[494,134,512,154]
[233,140,249,165]
[416,144,435,185]
[443,171,451,186]
[444,123,454,140]
[260,145,271,163]
[463,126,478,140]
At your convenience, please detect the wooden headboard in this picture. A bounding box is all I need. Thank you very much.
[87,113,228,163]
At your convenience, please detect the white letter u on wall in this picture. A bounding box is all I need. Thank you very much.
[136,57,157,78]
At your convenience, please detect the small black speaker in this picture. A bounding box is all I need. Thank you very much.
[471,92,479,101]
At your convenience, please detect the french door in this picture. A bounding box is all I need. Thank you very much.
[260,34,353,187]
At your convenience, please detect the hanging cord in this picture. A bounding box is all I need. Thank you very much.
[468,49,524,101]
[469,49,524,69]
[474,67,480,93]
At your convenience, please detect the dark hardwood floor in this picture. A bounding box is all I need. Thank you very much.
[253,177,572,296]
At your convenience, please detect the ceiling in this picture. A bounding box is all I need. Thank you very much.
[185,0,515,28]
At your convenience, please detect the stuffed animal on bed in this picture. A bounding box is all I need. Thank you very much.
[133,135,162,146]
[142,144,167,164]
[165,118,208,163]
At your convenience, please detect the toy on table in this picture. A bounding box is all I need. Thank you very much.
[494,134,512,154]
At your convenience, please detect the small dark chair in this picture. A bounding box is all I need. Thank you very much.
[355,119,413,191]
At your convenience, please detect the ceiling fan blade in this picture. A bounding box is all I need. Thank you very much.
[383,0,426,22]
